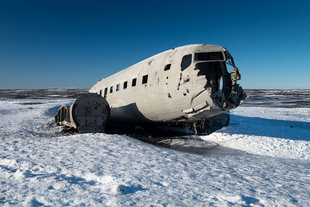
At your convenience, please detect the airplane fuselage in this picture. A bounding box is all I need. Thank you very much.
[89,44,246,125]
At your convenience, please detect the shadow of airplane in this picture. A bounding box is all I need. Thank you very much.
[221,114,310,141]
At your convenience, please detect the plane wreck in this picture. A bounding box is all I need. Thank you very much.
[55,44,247,134]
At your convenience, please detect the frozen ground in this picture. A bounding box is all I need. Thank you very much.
[0,89,309,206]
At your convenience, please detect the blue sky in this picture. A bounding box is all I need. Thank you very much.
[0,0,309,89]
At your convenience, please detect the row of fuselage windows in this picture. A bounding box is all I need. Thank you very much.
[99,74,149,97]
[98,52,223,97]
[99,63,173,97]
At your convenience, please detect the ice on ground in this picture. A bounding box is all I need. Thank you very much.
[0,95,309,206]
[202,107,310,160]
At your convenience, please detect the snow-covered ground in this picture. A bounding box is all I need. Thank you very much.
[203,107,310,160]
[0,91,309,206]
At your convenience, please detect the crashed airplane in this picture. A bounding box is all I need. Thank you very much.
[55,44,246,134]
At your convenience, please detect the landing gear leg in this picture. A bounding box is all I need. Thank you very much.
[190,113,230,135]
[192,122,198,135]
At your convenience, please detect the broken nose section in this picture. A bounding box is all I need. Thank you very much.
[212,66,246,110]
[212,93,227,108]
[227,67,247,106]
[183,77,246,120]
[212,83,246,110]
[228,83,247,106]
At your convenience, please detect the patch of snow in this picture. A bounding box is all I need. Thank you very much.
[202,106,310,160]
[0,99,309,206]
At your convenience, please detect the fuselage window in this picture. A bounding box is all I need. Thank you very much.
[164,64,171,71]
[110,86,113,93]
[194,52,224,61]
[123,81,128,89]
[104,88,108,97]
[132,78,137,87]
[116,84,120,91]
[181,54,192,71]
[142,75,148,84]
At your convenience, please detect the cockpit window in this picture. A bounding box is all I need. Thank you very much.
[181,54,192,71]
[225,51,235,66]
[194,52,224,61]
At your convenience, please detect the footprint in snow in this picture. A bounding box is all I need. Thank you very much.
[114,184,147,195]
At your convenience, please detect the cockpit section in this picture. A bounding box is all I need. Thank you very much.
[192,50,246,110]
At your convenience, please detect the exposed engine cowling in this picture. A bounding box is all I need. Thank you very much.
[55,93,110,133]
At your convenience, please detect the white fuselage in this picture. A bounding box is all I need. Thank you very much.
[89,44,241,124]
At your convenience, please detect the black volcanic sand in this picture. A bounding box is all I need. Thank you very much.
[243,89,310,108]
